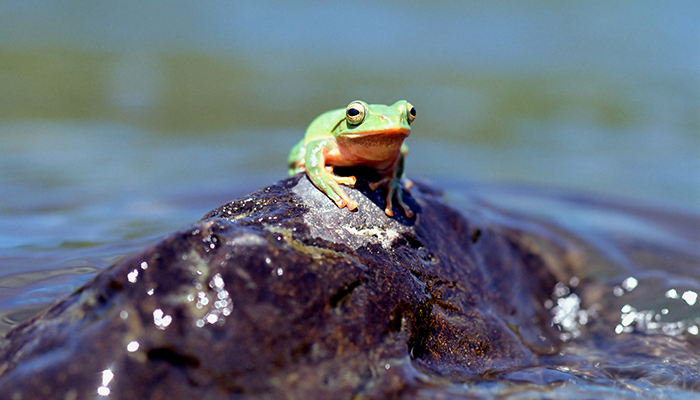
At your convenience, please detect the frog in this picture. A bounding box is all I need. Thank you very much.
[288,100,417,218]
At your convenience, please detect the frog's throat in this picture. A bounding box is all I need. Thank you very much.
[333,133,406,167]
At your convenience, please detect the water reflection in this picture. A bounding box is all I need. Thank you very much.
[611,276,700,337]
[612,276,638,297]
[666,288,699,306]
[547,280,594,341]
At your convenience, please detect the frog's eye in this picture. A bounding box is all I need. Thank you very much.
[346,101,367,126]
[406,102,416,124]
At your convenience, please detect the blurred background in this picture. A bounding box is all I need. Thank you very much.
[0,1,698,330]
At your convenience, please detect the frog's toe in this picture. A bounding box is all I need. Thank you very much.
[346,198,358,211]
[334,197,347,209]
[384,204,395,217]
[334,194,357,211]
[333,175,356,186]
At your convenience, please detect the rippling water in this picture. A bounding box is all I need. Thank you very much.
[0,1,698,397]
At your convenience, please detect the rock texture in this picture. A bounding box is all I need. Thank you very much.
[0,173,569,399]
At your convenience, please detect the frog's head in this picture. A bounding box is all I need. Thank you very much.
[334,100,416,162]
[336,100,415,138]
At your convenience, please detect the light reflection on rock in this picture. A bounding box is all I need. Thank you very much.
[195,272,233,328]
[152,309,172,330]
[126,341,139,352]
[127,269,138,283]
[97,368,114,397]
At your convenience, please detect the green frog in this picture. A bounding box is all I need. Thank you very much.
[288,100,416,218]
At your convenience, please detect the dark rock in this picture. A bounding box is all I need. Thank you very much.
[0,174,572,399]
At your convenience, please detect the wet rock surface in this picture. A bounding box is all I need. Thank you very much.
[2,172,699,399]
[0,173,569,399]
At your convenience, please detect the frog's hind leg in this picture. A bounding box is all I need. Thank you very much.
[394,181,414,218]
[370,177,414,218]
[289,163,305,176]
[287,140,307,176]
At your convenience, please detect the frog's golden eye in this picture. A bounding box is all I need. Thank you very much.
[406,102,416,124]
[346,101,367,126]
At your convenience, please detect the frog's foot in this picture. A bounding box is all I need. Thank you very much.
[309,172,358,211]
[369,177,414,218]
[330,173,357,210]
[334,195,358,211]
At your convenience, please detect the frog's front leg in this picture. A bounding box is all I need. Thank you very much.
[369,153,414,218]
[305,138,358,210]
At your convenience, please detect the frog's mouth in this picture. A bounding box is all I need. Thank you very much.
[342,127,410,140]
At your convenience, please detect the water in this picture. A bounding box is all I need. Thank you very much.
[0,1,698,397]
